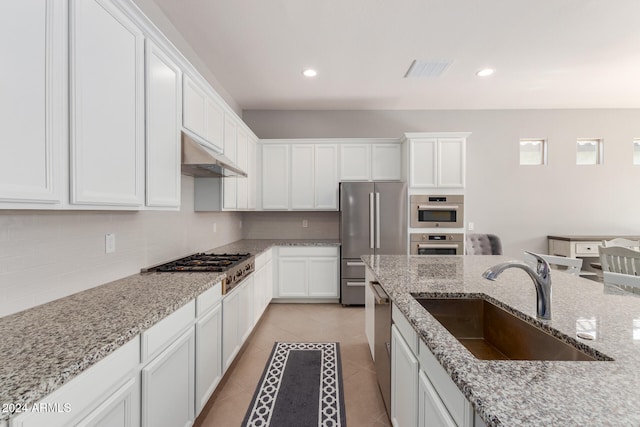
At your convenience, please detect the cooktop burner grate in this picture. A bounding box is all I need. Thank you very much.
[142,253,252,273]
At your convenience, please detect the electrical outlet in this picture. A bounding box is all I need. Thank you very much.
[302,219,308,228]
[468,222,475,231]
[105,233,116,254]
[212,222,217,233]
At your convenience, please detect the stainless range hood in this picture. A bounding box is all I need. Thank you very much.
[181,128,247,178]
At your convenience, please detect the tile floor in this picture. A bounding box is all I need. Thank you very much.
[194,303,391,427]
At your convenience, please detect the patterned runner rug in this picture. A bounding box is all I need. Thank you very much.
[242,342,347,427]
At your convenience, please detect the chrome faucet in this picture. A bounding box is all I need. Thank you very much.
[482,252,552,320]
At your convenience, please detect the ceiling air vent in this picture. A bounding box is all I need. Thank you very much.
[404,59,452,78]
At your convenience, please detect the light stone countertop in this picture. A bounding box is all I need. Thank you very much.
[361,254,640,427]
[0,238,339,421]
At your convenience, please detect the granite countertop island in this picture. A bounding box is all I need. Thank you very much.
[0,238,339,421]
[362,254,640,427]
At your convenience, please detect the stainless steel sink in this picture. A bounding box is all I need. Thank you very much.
[415,297,608,361]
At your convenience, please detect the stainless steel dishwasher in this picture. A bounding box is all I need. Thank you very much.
[370,281,391,417]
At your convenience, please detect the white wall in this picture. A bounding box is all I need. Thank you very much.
[243,109,640,256]
[0,177,242,317]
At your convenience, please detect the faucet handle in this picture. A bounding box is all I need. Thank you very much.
[524,251,551,277]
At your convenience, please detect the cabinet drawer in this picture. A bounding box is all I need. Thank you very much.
[341,259,365,278]
[574,242,599,256]
[392,304,418,355]
[418,341,471,427]
[278,246,338,257]
[141,300,195,362]
[196,282,222,316]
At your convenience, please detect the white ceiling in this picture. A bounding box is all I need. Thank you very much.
[150,0,640,110]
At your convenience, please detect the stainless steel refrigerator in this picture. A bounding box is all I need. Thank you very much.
[340,182,407,305]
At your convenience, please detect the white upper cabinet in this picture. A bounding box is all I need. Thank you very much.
[407,133,468,188]
[236,128,249,209]
[223,115,238,209]
[248,137,257,210]
[261,144,290,210]
[261,141,339,211]
[340,144,371,181]
[182,75,224,152]
[0,0,66,207]
[314,144,339,209]
[340,141,402,181]
[70,0,145,207]
[372,143,402,181]
[290,144,315,209]
[145,40,181,209]
[205,98,224,151]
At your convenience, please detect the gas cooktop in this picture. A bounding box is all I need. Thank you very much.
[142,252,254,294]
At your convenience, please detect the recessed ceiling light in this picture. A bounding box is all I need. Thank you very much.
[476,68,495,77]
[302,69,317,77]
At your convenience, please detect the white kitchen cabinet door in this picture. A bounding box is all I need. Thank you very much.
[141,328,195,427]
[291,144,315,209]
[182,76,206,140]
[340,144,371,181]
[372,144,402,181]
[277,257,308,297]
[236,128,249,209]
[262,144,290,209]
[238,277,255,343]
[195,303,222,415]
[222,288,240,372]
[253,266,265,323]
[223,115,237,209]
[0,0,66,207]
[248,137,257,209]
[438,138,465,188]
[418,371,456,427]
[205,98,224,152]
[70,0,144,207]
[145,40,181,209]
[391,325,419,427]
[410,138,437,188]
[308,257,339,297]
[314,144,339,210]
[76,376,140,427]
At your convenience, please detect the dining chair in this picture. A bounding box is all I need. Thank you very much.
[598,245,640,275]
[523,252,583,275]
[603,271,640,293]
[601,238,640,250]
[465,234,502,255]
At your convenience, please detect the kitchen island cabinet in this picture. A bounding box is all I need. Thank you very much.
[363,254,640,426]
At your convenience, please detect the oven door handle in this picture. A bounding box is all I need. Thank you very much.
[417,244,460,249]
[417,205,459,210]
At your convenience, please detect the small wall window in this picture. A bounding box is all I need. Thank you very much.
[576,138,603,165]
[519,139,546,165]
[634,139,640,165]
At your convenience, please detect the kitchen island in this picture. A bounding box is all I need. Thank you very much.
[362,254,640,426]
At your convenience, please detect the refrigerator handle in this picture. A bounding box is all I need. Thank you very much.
[369,192,375,249]
[376,192,381,249]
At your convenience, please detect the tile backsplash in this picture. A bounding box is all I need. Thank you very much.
[0,177,242,317]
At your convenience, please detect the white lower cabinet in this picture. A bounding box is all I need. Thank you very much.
[141,328,195,427]
[275,246,339,299]
[391,325,419,427]
[364,276,375,361]
[76,376,139,427]
[418,371,456,427]
[195,303,222,415]
[222,276,254,372]
[10,336,141,427]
